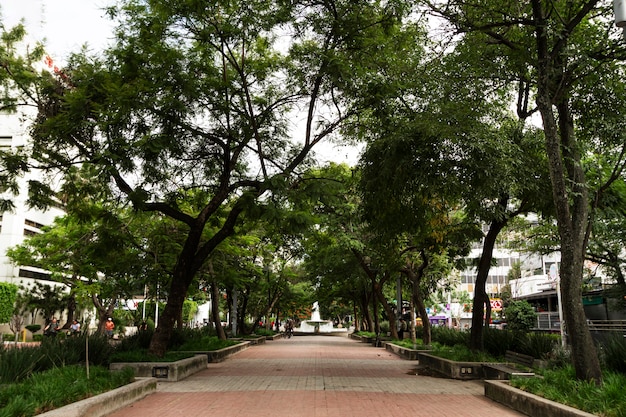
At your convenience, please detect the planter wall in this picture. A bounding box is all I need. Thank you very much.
[110,355,207,382]
[417,352,484,380]
[383,342,429,360]
[199,340,251,363]
[37,377,156,417]
[484,380,597,417]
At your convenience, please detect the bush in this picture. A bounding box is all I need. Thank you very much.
[379,321,390,333]
[519,332,559,359]
[504,300,537,332]
[0,345,43,384]
[601,333,626,374]
[431,326,469,347]
[483,328,521,357]
[0,365,134,417]
[25,324,41,334]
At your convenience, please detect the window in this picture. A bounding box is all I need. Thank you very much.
[25,219,45,229]
[19,268,51,280]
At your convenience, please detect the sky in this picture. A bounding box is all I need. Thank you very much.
[2,0,117,64]
[1,0,362,165]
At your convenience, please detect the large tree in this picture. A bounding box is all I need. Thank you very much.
[1,0,411,355]
[425,0,626,383]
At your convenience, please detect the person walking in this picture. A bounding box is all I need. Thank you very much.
[44,317,59,338]
[105,318,115,338]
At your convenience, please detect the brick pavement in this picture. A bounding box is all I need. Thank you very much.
[107,334,525,417]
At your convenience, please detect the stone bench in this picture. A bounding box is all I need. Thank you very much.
[482,350,535,380]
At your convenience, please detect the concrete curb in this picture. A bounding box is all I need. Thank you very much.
[37,377,156,417]
[484,380,597,417]
[110,354,208,382]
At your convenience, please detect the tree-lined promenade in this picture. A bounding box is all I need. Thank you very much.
[1,0,625,392]
[106,335,525,417]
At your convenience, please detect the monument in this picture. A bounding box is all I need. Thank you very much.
[295,301,347,334]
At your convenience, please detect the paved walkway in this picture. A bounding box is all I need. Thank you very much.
[107,334,524,417]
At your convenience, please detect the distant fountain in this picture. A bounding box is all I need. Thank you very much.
[295,301,347,334]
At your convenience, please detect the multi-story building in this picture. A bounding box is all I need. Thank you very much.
[1,111,65,335]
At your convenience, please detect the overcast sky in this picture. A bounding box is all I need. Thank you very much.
[1,0,116,64]
[1,1,361,164]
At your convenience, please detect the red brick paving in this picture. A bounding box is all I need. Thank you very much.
[107,334,524,417]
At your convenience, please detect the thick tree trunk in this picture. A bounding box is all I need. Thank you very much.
[412,281,431,345]
[402,257,432,346]
[470,217,507,351]
[211,281,226,340]
[373,276,398,339]
[149,268,191,356]
[360,291,373,332]
[537,96,602,382]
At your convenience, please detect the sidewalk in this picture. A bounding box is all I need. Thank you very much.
[107,334,524,417]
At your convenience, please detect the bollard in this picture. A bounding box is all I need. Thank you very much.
[22,329,27,342]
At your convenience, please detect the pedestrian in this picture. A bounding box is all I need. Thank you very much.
[44,317,59,337]
[69,319,81,336]
[105,317,115,338]
[399,319,407,339]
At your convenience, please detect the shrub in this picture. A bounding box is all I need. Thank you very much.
[25,324,41,334]
[483,328,521,357]
[520,332,559,359]
[0,345,43,384]
[0,365,134,417]
[379,321,390,333]
[431,326,469,347]
[601,333,626,374]
[504,300,537,332]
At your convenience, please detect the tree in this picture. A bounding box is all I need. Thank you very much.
[504,300,537,332]
[1,0,412,356]
[424,0,626,383]
[0,282,18,324]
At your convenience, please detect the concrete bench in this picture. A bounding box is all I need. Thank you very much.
[482,350,535,380]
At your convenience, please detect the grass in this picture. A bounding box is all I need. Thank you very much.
[429,344,498,362]
[175,335,240,351]
[389,338,434,350]
[0,365,134,417]
[510,366,626,417]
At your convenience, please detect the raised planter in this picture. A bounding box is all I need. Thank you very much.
[196,340,251,363]
[37,377,156,417]
[243,336,266,345]
[484,380,597,417]
[383,342,429,360]
[417,352,485,380]
[266,333,283,340]
[109,354,207,382]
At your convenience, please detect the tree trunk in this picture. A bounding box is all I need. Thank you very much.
[469,214,507,351]
[238,287,250,335]
[360,291,373,332]
[412,280,431,345]
[532,0,602,383]
[211,281,226,340]
[373,274,398,339]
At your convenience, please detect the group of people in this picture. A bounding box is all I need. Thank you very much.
[43,317,116,338]
[43,317,81,337]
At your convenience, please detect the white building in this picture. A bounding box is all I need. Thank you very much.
[1,111,66,335]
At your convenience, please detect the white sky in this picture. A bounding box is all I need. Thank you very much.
[1,0,362,165]
[1,0,116,64]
